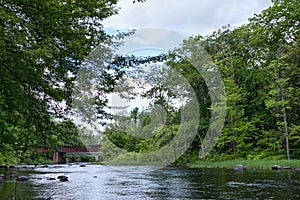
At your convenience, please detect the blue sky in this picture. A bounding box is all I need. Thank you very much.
[103,0,272,36]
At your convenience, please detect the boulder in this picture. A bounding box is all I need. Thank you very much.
[295,168,300,171]
[0,174,5,179]
[57,175,68,182]
[9,172,18,178]
[272,165,282,170]
[233,164,246,171]
[47,177,56,181]
[79,164,86,167]
[57,175,66,179]
[16,176,29,181]
[59,176,68,182]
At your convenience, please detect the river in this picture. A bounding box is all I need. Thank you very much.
[1,164,300,199]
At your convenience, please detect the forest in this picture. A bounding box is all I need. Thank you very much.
[0,0,299,165]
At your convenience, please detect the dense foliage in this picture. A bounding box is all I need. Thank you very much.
[0,0,142,164]
[204,0,300,160]
[103,0,300,163]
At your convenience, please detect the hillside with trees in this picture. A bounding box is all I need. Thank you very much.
[101,0,300,164]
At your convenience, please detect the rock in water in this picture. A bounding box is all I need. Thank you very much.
[9,172,18,178]
[57,175,68,182]
[16,176,29,181]
[233,164,246,171]
[57,175,66,179]
[0,174,5,179]
[59,176,68,182]
[272,165,282,170]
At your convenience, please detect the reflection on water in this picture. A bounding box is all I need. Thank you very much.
[1,164,300,199]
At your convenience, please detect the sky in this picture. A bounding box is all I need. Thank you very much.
[103,0,273,36]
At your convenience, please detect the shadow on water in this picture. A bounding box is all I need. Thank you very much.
[0,167,42,200]
[1,164,300,199]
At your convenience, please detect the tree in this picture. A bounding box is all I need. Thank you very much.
[249,0,300,159]
[0,0,144,163]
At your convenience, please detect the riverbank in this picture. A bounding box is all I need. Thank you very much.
[92,159,300,170]
[189,159,300,170]
[2,159,300,171]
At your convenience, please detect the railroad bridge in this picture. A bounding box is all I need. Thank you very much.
[38,145,101,164]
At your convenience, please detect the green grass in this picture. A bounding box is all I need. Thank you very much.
[92,159,300,170]
[189,159,300,170]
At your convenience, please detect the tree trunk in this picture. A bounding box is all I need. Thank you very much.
[198,133,205,158]
[279,85,290,160]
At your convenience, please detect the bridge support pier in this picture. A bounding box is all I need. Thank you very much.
[53,152,66,164]
[94,155,101,162]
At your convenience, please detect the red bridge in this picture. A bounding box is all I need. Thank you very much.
[38,145,101,164]
[38,145,100,154]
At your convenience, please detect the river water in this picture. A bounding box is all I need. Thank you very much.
[1,164,300,199]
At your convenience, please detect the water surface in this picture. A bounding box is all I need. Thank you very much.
[1,164,300,199]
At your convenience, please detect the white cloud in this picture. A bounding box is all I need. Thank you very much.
[131,29,171,46]
[104,0,272,36]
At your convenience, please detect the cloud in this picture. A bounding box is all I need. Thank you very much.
[131,29,171,46]
[103,0,272,36]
